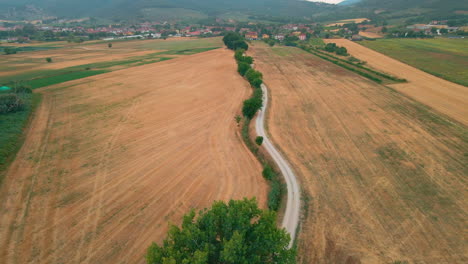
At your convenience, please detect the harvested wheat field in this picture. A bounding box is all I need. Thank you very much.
[358,31,383,38]
[0,48,267,264]
[325,39,468,125]
[250,43,467,264]
[0,37,222,80]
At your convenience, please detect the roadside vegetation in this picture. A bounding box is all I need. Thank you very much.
[299,41,407,84]
[146,199,295,264]
[224,32,285,213]
[360,38,468,86]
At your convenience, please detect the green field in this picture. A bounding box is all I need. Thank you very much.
[360,38,468,86]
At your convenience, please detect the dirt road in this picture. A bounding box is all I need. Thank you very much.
[255,84,301,248]
[325,39,468,125]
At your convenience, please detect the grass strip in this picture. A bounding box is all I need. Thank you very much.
[0,93,42,186]
[25,70,108,89]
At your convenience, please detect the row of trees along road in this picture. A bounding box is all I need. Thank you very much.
[145,32,294,264]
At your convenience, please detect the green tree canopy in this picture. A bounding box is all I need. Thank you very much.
[146,199,294,264]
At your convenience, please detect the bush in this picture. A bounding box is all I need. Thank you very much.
[335,47,348,56]
[0,94,24,114]
[12,85,32,94]
[262,165,276,181]
[108,43,112,48]
[268,180,282,211]
[46,57,52,63]
[255,136,264,146]
[3,47,17,55]
[237,62,251,76]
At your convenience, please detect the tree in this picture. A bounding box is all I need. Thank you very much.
[382,27,388,33]
[146,199,295,264]
[108,43,113,48]
[46,57,53,63]
[237,62,251,76]
[440,28,448,34]
[324,43,337,53]
[335,47,348,56]
[242,97,262,119]
[255,136,264,146]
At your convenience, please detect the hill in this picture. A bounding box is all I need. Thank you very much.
[0,0,335,21]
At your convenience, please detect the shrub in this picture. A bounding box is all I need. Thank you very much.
[12,85,32,94]
[108,43,112,48]
[240,56,254,65]
[255,136,264,146]
[3,47,17,55]
[46,57,52,63]
[237,62,251,76]
[262,165,276,181]
[335,47,348,56]
[268,180,282,211]
[0,94,24,114]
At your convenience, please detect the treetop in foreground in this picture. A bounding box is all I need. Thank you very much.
[146,198,295,264]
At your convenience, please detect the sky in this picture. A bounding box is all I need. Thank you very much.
[307,0,345,4]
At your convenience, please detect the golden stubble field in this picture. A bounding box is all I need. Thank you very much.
[0,48,267,264]
[250,43,467,264]
[0,37,220,79]
[324,39,468,126]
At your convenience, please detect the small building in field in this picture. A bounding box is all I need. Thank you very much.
[351,35,363,41]
[274,34,285,41]
[245,32,259,40]
[299,34,307,41]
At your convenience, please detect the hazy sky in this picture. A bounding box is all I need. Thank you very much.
[307,0,345,4]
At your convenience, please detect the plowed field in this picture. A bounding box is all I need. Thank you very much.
[0,48,267,264]
[250,43,467,264]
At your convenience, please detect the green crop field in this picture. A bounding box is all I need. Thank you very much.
[360,38,468,86]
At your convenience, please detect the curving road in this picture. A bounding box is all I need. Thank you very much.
[255,84,301,248]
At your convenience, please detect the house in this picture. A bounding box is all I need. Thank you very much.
[299,34,307,41]
[245,32,259,40]
[351,35,363,41]
[274,34,285,41]
[262,34,270,39]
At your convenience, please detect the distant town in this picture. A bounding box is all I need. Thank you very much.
[1,16,466,44]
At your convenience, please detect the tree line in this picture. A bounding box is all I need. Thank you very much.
[146,33,293,264]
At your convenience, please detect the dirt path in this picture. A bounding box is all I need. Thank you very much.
[325,39,468,125]
[255,84,300,248]
[0,48,268,264]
